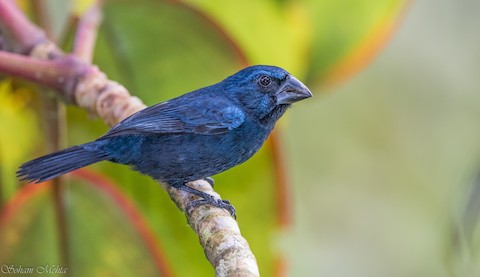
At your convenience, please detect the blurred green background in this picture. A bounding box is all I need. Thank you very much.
[1,0,480,276]
[286,1,480,276]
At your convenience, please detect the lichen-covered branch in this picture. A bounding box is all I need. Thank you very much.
[0,1,259,276]
[167,181,260,276]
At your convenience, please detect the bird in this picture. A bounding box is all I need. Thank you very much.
[17,65,312,218]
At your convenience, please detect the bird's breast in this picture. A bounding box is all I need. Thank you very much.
[117,121,272,183]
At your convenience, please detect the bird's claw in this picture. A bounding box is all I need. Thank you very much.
[186,196,236,219]
[203,177,215,188]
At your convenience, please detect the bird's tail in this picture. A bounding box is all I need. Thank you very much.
[17,142,109,183]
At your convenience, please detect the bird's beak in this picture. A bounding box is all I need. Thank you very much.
[276,75,313,105]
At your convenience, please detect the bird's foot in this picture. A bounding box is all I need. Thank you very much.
[186,196,236,219]
[172,182,236,219]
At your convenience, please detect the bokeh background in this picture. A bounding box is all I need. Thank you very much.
[1,0,480,276]
[286,1,480,276]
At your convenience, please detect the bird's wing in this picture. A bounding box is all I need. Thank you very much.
[102,98,245,137]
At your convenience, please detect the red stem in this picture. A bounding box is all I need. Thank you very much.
[269,130,292,228]
[0,51,86,100]
[73,0,103,63]
[0,0,46,53]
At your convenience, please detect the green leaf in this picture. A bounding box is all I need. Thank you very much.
[181,0,312,77]
[0,170,172,276]
[64,1,282,276]
[94,0,248,105]
[181,0,409,88]
[0,79,39,202]
[304,0,409,87]
[0,185,58,267]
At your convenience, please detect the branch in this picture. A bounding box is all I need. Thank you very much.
[0,1,259,276]
[0,51,87,95]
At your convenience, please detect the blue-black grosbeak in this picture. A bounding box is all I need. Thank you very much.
[18,65,312,217]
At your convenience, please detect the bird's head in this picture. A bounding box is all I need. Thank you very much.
[221,65,312,123]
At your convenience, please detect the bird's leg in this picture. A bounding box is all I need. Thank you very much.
[171,182,236,219]
[203,177,215,188]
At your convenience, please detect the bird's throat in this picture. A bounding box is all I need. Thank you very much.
[260,104,290,127]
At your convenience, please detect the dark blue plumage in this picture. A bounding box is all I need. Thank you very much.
[17,65,312,217]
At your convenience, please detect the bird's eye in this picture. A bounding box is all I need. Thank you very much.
[258,75,271,87]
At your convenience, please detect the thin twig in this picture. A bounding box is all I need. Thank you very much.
[73,0,102,63]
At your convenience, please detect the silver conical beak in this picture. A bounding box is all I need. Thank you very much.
[276,75,312,105]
